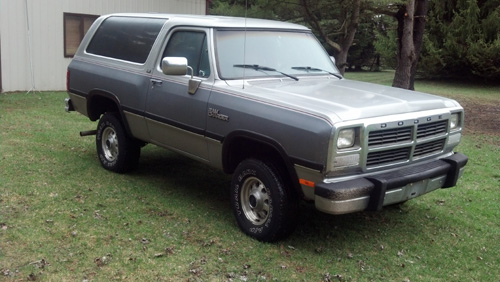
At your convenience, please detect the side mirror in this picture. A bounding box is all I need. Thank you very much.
[161,57,201,95]
[162,57,188,75]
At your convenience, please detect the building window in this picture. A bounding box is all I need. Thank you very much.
[64,13,99,58]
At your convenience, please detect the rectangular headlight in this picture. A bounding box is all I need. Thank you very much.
[450,113,460,130]
[337,128,355,149]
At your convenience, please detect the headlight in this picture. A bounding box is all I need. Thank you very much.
[450,113,460,130]
[337,128,355,149]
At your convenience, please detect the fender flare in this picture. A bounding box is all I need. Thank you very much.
[222,130,304,198]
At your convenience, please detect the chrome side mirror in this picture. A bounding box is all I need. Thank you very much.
[162,57,188,75]
[161,57,201,95]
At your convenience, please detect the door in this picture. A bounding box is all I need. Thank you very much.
[145,29,213,160]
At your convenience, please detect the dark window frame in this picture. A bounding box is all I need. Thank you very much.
[162,30,211,78]
[63,12,99,58]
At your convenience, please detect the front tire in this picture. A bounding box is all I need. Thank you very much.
[96,113,140,173]
[231,158,298,242]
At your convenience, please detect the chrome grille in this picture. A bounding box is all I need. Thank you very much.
[368,126,412,146]
[414,139,445,157]
[367,147,411,166]
[365,118,449,168]
[417,120,448,139]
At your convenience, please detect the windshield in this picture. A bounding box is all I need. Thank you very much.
[215,30,340,80]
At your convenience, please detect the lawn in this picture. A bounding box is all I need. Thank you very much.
[1,74,499,281]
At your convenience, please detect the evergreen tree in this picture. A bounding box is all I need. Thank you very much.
[420,0,500,80]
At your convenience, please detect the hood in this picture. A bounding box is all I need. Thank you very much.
[224,77,461,123]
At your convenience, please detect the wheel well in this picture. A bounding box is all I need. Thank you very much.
[224,138,278,173]
[223,135,303,197]
[87,92,120,121]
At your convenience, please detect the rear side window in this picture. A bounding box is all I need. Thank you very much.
[86,17,166,64]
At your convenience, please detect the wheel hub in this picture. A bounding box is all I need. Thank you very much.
[101,127,119,162]
[241,177,270,225]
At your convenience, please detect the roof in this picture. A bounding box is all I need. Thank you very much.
[101,13,310,31]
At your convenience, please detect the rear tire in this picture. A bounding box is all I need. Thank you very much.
[230,158,298,242]
[96,113,140,173]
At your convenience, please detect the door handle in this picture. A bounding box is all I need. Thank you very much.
[151,79,163,86]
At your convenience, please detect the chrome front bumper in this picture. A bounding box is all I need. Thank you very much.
[315,153,468,215]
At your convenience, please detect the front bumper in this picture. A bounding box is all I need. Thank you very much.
[315,152,468,215]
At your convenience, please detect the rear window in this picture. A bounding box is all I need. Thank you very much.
[86,17,166,64]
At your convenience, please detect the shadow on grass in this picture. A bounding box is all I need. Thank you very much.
[95,145,435,249]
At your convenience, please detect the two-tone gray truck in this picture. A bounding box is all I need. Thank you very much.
[65,13,468,241]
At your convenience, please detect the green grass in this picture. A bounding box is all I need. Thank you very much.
[345,70,500,101]
[1,80,499,281]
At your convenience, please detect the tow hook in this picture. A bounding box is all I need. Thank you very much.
[80,130,97,137]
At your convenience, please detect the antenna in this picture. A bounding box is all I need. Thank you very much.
[25,0,39,94]
[242,0,248,90]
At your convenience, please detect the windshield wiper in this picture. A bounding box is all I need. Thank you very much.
[291,66,343,79]
[234,64,299,81]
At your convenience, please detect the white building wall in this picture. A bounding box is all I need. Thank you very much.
[0,0,206,92]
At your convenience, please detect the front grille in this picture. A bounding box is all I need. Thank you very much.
[414,139,445,157]
[417,120,448,139]
[364,118,450,168]
[367,147,411,166]
[368,126,412,146]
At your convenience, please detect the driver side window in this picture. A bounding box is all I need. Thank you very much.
[162,31,211,78]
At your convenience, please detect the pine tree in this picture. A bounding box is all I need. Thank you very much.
[420,0,500,80]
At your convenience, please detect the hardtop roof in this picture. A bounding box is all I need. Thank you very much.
[101,13,310,31]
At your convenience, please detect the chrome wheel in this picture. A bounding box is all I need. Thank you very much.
[240,176,270,226]
[101,127,119,162]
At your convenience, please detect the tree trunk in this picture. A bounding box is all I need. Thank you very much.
[409,0,428,90]
[392,0,428,90]
[335,0,361,75]
[392,1,416,89]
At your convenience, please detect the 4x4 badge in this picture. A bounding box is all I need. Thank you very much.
[208,108,229,122]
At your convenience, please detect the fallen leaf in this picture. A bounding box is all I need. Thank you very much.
[165,246,175,254]
[27,273,37,281]
[30,259,49,269]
